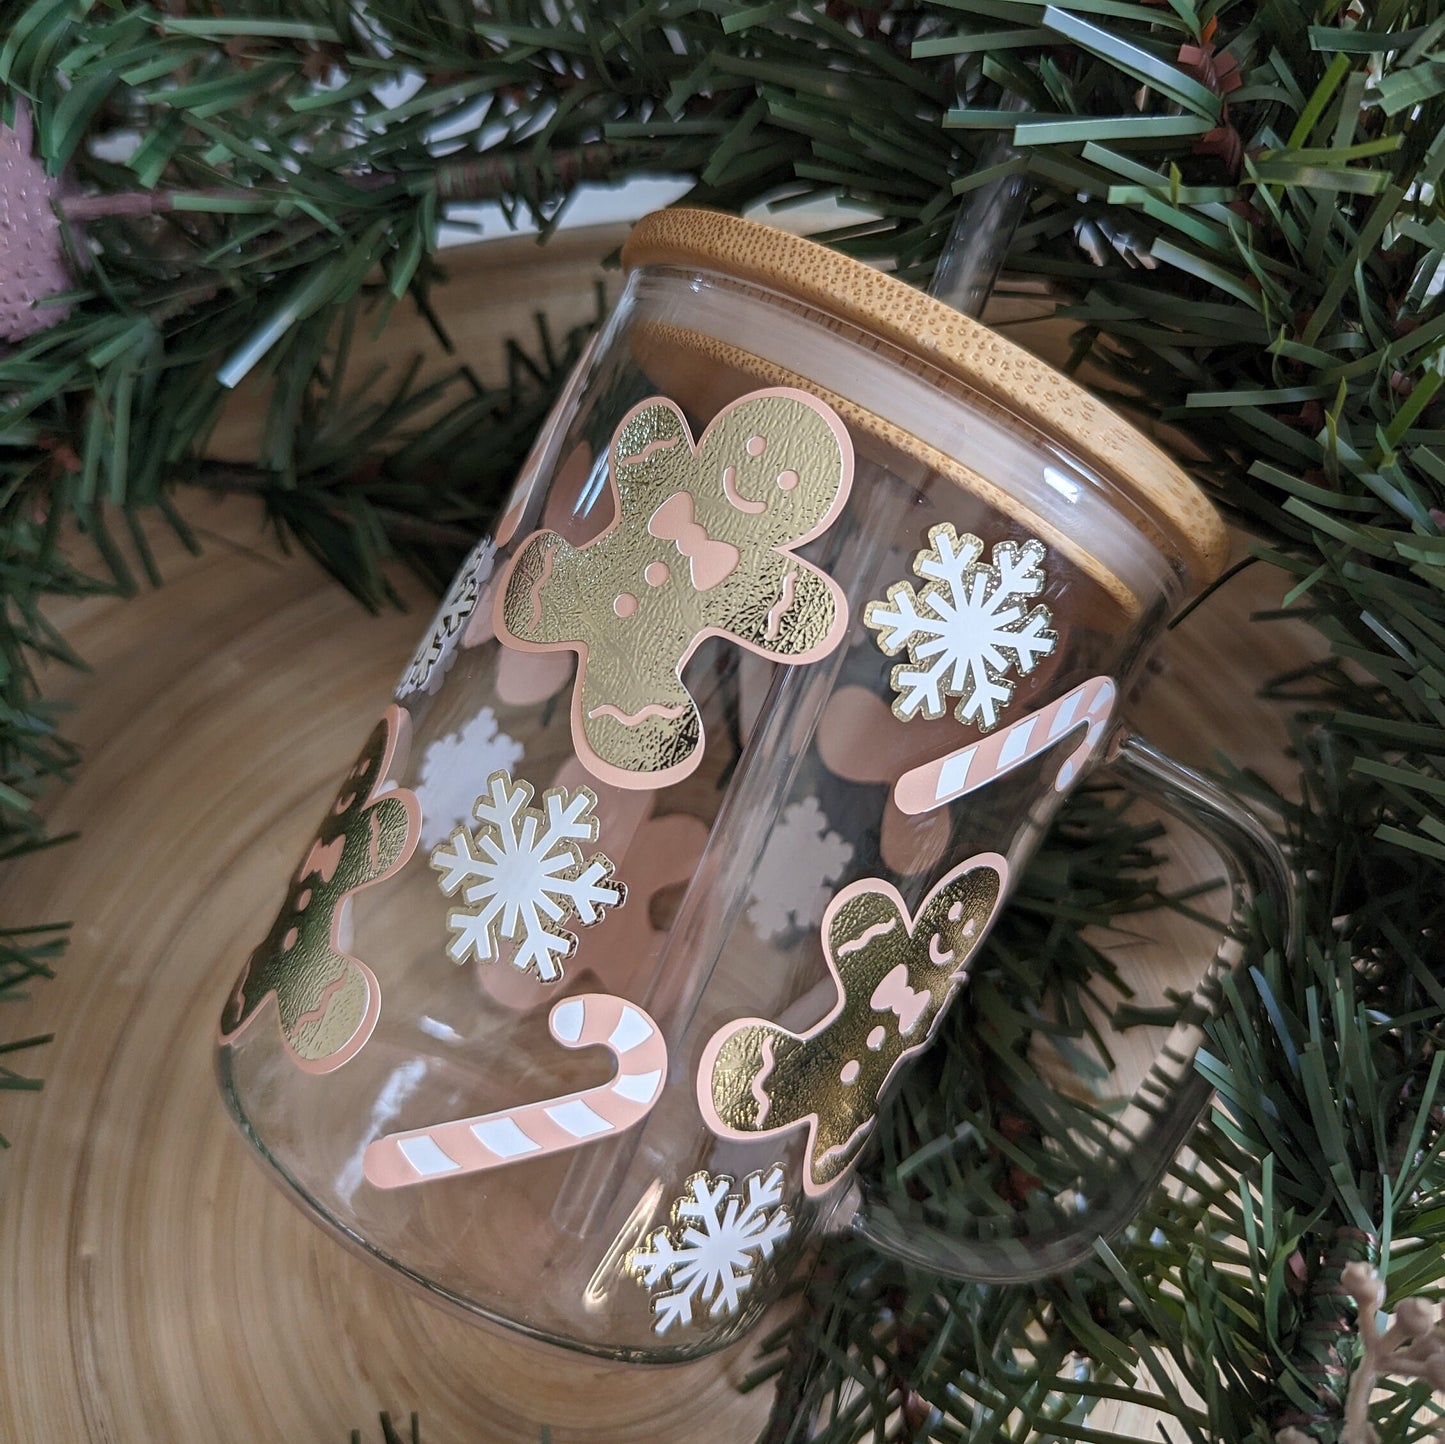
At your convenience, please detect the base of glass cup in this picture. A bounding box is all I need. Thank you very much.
[214,1044,793,1366]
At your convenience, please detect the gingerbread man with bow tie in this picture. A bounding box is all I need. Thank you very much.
[494,388,855,790]
[698,854,1006,1194]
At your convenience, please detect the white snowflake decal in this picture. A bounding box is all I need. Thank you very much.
[413,706,525,848]
[430,769,625,982]
[396,536,495,700]
[746,796,854,940]
[864,523,1057,731]
[626,1165,793,1335]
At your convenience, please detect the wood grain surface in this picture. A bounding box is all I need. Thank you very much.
[0,230,1319,1443]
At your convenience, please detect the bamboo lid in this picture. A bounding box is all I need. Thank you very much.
[629,318,1144,618]
[622,208,1229,590]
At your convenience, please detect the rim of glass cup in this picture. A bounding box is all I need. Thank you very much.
[624,290,1175,617]
[621,207,1230,596]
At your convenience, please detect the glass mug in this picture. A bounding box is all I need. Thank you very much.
[216,208,1289,1362]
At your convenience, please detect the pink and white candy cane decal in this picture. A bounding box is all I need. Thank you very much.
[362,993,666,1189]
[893,675,1117,816]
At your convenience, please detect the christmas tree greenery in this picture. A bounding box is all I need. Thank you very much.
[3,1,1445,1439]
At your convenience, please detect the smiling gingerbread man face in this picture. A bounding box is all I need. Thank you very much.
[699,854,1006,1193]
[494,387,855,790]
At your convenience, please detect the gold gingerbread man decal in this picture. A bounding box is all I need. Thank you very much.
[219,706,421,1072]
[494,387,855,790]
[698,854,1006,1194]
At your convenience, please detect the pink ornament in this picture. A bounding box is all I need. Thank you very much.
[0,101,76,342]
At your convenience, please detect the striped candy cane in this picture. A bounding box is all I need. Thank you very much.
[893,675,1117,816]
[362,993,666,1189]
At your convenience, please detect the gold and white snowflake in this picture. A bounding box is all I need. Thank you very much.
[626,1165,793,1335]
[430,769,624,982]
[865,524,1057,731]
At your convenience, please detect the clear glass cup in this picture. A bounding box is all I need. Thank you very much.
[216,208,1289,1362]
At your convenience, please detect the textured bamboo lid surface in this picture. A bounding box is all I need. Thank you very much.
[622,208,1229,590]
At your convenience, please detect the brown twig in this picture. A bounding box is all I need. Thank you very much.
[1276,1262,1445,1444]
[60,141,676,222]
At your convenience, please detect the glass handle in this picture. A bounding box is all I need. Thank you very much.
[851,729,1298,1283]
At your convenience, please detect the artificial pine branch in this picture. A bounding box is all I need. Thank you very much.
[3,2,1444,1441]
